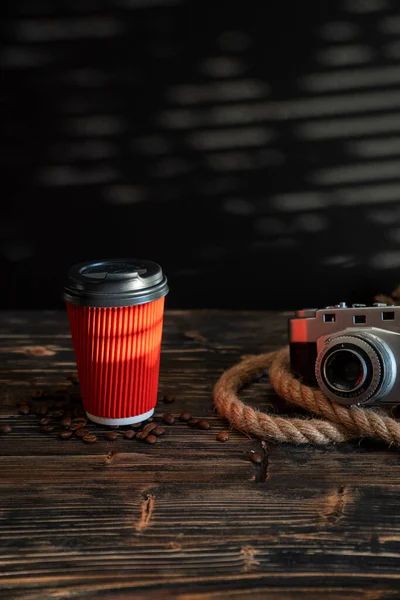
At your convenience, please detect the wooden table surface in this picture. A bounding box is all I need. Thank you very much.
[1,310,400,600]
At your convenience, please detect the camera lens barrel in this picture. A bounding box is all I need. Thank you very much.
[315,332,396,406]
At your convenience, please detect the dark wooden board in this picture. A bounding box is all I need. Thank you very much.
[1,310,400,600]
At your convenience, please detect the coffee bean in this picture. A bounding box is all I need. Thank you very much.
[163,393,175,404]
[31,390,43,399]
[147,417,154,423]
[179,412,191,422]
[38,405,48,416]
[216,431,229,442]
[71,423,85,431]
[250,452,263,464]
[61,416,72,428]
[187,418,199,428]
[130,423,142,429]
[152,426,165,436]
[39,417,52,426]
[162,413,175,425]
[123,430,136,439]
[198,420,210,430]
[146,434,158,444]
[0,425,12,434]
[143,423,157,433]
[82,433,97,444]
[136,430,149,440]
[58,430,73,440]
[18,404,30,415]
[75,427,89,438]
[72,417,87,427]
[104,431,119,441]
[40,425,54,433]
[50,410,64,418]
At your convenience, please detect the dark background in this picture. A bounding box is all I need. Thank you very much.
[2,0,400,310]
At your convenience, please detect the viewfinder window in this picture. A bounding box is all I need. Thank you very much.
[382,312,395,321]
[324,314,335,323]
[354,315,366,324]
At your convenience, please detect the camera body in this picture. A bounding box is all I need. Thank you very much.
[289,302,400,406]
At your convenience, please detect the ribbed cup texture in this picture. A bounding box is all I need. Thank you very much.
[66,298,165,419]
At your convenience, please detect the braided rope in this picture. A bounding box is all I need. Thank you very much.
[213,346,400,446]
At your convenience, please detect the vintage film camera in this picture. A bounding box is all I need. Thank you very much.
[289,302,400,406]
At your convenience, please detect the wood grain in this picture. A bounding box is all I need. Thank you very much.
[1,310,400,599]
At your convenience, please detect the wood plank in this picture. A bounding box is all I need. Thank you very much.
[1,310,400,599]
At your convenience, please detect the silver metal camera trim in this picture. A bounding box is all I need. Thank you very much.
[289,304,400,344]
[322,348,367,394]
[315,331,397,406]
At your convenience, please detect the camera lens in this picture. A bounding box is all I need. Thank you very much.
[323,349,367,393]
[315,332,397,406]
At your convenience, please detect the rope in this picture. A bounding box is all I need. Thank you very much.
[213,346,400,447]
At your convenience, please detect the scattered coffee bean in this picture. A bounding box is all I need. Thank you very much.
[104,431,119,441]
[82,433,97,444]
[152,426,165,436]
[58,430,73,440]
[147,417,154,423]
[75,427,89,438]
[61,415,72,428]
[31,390,43,399]
[123,430,136,439]
[130,423,142,429]
[146,434,158,444]
[179,412,191,422]
[18,404,30,415]
[40,425,54,433]
[163,393,175,404]
[143,423,157,433]
[50,410,64,418]
[72,418,87,427]
[0,425,12,434]
[250,452,263,464]
[198,420,210,430]
[216,431,230,442]
[187,418,199,428]
[39,417,52,426]
[38,405,48,416]
[162,413,175,425]
[136,430,149,440]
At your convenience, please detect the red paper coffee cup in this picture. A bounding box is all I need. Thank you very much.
[64,259,169,425]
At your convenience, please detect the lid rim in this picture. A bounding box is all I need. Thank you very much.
[64,282,169,308]
[63,258,168,307]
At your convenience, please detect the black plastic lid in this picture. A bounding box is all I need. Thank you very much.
[64,258,169,307]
